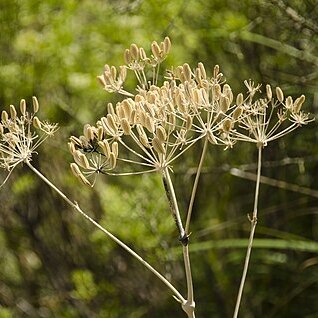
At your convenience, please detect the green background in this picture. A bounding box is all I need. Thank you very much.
[0,0,318,317]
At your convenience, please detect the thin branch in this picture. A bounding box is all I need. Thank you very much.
[233,145,262,318]
[25,160,185,304]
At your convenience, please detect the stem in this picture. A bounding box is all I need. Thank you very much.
[185,137,208,234]
[25,160,185,304]
[233,145,262,318]
[162,167,195,318]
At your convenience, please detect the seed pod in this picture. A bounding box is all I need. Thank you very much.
[78,173,91,186]
[151,41,161,59]
[183,63,192,82]
[97,126,104,140]
[266,84,272,100]
[33,116,42,129]
[110,66,117,80]
[198,62,206,79]
[9,105,17,120]
[232,106,243,120]
[98,140,111,158]
[107,103,116,116]
[207,131,217,144]
[121,118,131,135]
[70,136,83,148]
[186,114,192,130]
[118,66,127,82]
[219,95,230,113]
[68,142,76,154]
[139,134,150,148]
[285,96,293,110]
[139,47,147,60]
[20,99,26,116]
[79,135,89,148]
[213,65,220,78]
[109,152,117,169]
[223,84,233,104]
[111,142,118,158]
[163,36,171,54]
[70,162,82,176]
[276,87,284,103]
[106,114,117,134]
[122,99,133,119]
[236,93,244,106]
[0,124,3,135]
[83,124,94,141]
[293,95,305,113]
[213,84,221,100]
[168,113,176,130]
[124,49,131,64]
[144,115,155,133]
[1,110,9,122]
[152,136,166,154]
[222,118,233,132]
[32,96,39,113]
[130,43,139,60]
[97,75,106,87]
[156,126,167,142]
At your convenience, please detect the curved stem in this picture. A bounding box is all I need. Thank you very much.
[185,137,208,234]
[25,160,185,304]
[233,145,262,318]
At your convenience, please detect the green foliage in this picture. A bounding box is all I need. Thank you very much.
[1,0,318,317]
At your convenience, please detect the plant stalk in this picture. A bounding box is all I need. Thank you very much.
[25,160,185,304]
[233,145,262,318]
[162,167,195,318]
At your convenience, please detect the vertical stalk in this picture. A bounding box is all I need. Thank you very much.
[162,167,195,318]
[185,137,208,234]
[233,145,262,318]
[25,160,185,304]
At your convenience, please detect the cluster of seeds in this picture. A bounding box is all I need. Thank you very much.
[69,37,313,186]
[0,97,58,186]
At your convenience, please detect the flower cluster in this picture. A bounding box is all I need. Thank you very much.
[0,97,58,186]
[69,37,313,186]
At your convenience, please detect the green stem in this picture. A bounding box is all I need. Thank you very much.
[185,137,208,234]
[162,167,195,318]
[233,145,262,318]
[25,160,185,304]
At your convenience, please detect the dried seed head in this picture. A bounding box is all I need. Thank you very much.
[222,118,233,132]
[266,84,272,100]
[109,152,117,169]
[118,66,127,82]
[182,63,192,82]
[68,142,76,154]
[285,96,293,110]
[32,96,39,113]
[74,150,90,169]
[186,114,192,130]
[121,118,131,135]
[9,105,17,120]
[107,103,116,116]
[152,136,166,154]
[232,106,243,120]
[198,62,206,79]
[151,41,161,59]
[293,95,305,113]
[139,47,147,60]
[98,140,111,158]
[20,99,26,116]
[144,115,155,133]
[156,126,167,142]
[33,116,42,129]
[1,110,9,122]
[130,43,139,60]
[236,93,244,106]
[97,126,104,140]
[223,84,233,104]
[163,36,171,54]
[112,142,118,158]
[276,87,284,103]
[219,95,230,113]
[83,124,94,141]
[70,136,83,148]
[124,49,131,64]
[106,114,118,134]
[70,162,82,176]
[207,131,217,144]
[213,84,222,100]
[213,65,220,78]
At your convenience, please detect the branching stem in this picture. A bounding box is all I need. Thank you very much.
[25,160,185,304]
[233,145,262,318]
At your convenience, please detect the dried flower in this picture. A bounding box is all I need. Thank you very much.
[0,97,58,186]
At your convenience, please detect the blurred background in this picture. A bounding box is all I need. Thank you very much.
[0,0,318,317]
